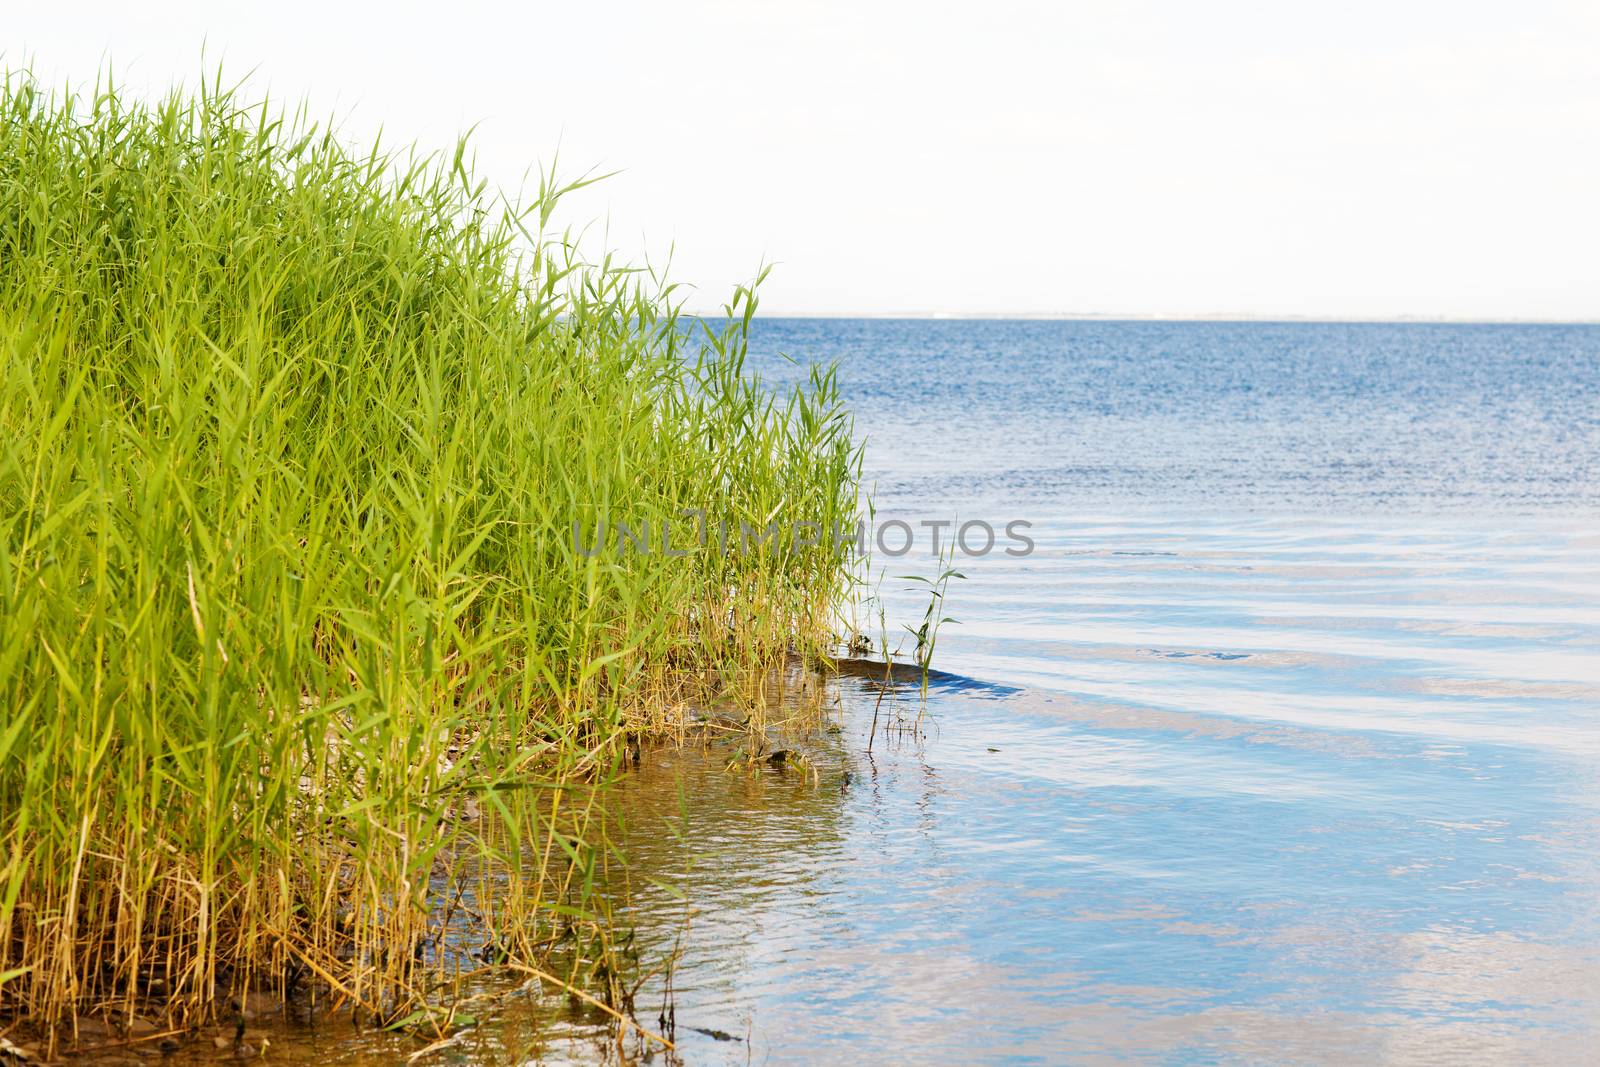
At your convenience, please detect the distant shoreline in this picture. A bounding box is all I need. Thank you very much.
[699,311,1600,325]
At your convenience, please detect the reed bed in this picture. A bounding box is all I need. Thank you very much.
[0,69,861,1053]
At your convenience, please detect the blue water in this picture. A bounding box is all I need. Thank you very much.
[445,321,1600,1065]
[691,320,1598,1063]
[749,319,1600,514]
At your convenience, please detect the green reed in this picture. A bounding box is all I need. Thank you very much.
[0,67,862,1051]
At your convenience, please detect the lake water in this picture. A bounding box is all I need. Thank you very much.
[198,321,1600,1065]
[625,320,1600,1064]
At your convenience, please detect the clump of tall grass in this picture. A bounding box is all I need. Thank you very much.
[0,68,861,1051]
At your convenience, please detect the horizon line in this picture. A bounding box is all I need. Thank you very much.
[680,309,1600,325]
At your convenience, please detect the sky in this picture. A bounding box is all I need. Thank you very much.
[6,0,1599,320]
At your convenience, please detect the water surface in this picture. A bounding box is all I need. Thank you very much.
[637,320,1600,1063]
[575,512,1600,1064]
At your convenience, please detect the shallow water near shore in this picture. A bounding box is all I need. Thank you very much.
[98,321,1600,1064]
[586,513,1600,1064]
